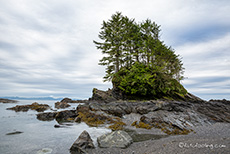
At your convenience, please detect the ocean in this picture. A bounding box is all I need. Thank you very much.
[0,100,111,154]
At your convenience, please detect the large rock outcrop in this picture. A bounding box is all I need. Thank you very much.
[97,130,133,148]
[90,88,117,103]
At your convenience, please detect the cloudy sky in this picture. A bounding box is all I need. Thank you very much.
[0,0,229,100]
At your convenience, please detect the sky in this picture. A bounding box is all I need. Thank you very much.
[0,0,230,100]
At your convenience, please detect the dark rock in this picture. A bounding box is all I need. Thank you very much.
[184,93,206,102]
[103,103,126,117]
[37,110,78,122]
[6,131,23,135]
[70,130,95,153]
[90,88,117,103]
[74,117,81,123]
[0,98,18,103]
[55,101,71,109]
[7,102,50,112]
[61,98,73,103]
[196,100,230,122]
[37,112,57,121]
[61,98,89,104]
[54,124,61,128]
[97,130,133,148]
[117,102,133,114]
[55,110,78,122]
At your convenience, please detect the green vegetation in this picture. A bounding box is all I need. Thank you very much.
[94,12,187,99]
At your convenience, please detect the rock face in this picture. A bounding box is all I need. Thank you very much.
[70,130,95,153]
[90,88,117,103]
[55,101,71,109]
[97,130,133,148]
[7,102,50,112]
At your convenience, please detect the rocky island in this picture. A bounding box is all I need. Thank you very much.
[3,12,230,154]
[32,88,230,153]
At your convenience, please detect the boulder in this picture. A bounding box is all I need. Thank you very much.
[55,101,71,109]
[61,98,73,103]
[97,130,133,148]
[55,110,78,122]
[37,112,57,121]
[70,130,95,153]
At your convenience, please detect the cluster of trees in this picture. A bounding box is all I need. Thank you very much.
[94,12,187,99]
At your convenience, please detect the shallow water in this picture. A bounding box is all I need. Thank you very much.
[0,100,111,154]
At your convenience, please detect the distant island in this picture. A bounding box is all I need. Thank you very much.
[1,96,63,101]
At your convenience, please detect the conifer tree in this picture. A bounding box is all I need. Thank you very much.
[94,12,186,99]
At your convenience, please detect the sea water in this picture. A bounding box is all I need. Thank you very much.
[0,100,111,154]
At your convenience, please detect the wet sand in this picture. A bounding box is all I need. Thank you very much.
[88,123,230,154]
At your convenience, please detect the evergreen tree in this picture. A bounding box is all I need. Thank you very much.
[94,12,186,99]
[94,12,127,81]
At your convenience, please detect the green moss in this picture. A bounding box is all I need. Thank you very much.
[108,121,126,131]
[131,121,137,126]
[77,111,110,127]
[131,121,153,129]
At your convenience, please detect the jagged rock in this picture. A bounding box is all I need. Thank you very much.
[90,88,117,103]
[55,101,71,109]
[7,102,50,112]
[97,130,133,148]
[70,130,95,153]
[0,98,18,103]
[37,112,57,121]
[55,110,78,121]
[196,100,230,122]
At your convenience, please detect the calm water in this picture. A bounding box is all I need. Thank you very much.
[0,100,111,154]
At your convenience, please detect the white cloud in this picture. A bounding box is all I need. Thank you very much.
[0,0,230,99]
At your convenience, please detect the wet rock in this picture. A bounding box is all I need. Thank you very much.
[97,130,133,148]
[37,112,57,121]
[55,110,78,122]
[37,110,77,122]
[6,131,23,135]
[55,101,71,109]
[0,98,18,103]
[54,124,61,128]
[37,148,52,154]
[7,102,50,112]
[70,130,95,153]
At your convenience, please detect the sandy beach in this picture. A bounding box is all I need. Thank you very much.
[88,122,230,154]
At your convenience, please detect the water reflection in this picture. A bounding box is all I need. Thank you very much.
[0,100,111,154]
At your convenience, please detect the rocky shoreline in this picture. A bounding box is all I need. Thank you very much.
[3,89,230,153]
